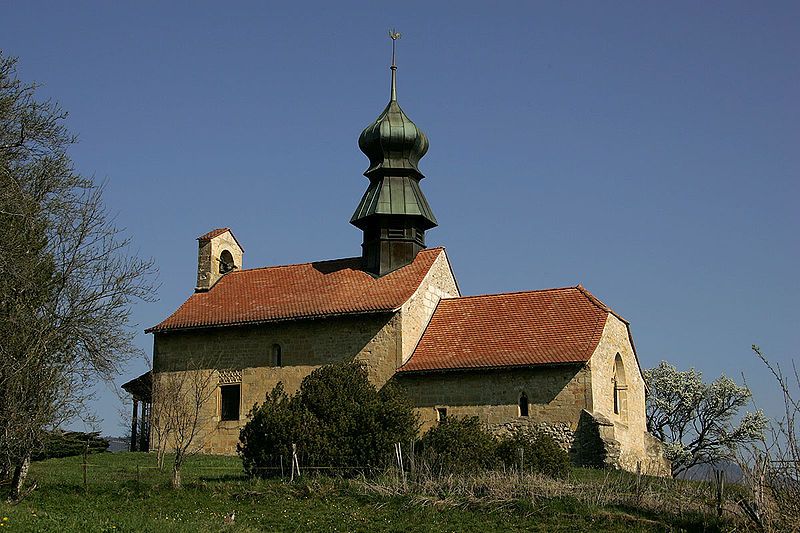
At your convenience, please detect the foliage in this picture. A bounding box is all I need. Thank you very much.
[416,416,499,474]
[644,361,766,476]
[31,431,108,461]
[238,362,418,476]
[0,52,155,499]
[496,429,571,478]
[238,382,302,477]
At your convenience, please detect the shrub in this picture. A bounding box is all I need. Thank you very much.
[32,431,109,461]
[416,416,499,474]
[497,429,570,478]
[238,382,305,477]
[238,362,418,477]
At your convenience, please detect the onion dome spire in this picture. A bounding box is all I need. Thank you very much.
[356,32,430,180]
[351,31,437,276]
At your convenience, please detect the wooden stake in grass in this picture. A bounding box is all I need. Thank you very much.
[635,460,643,502]
[713,468,725,518]
[82,438,89,493]
[394,443,406,488]
[290,444,300,481]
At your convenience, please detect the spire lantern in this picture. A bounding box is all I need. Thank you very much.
[351,31,438,277]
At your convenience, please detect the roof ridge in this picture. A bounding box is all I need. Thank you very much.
[444,285,580,301]
[230,247,445,275]
[231,256,360,274]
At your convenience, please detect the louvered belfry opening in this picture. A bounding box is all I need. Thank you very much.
[351,55,437,276]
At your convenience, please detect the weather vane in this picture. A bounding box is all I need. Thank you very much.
[388,29,401,68]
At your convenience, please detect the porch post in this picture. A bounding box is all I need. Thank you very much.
[130,398,139,452]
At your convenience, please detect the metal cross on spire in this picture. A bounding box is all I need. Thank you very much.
[389,29,401,101]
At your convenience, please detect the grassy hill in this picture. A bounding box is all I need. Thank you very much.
[0,453,736,532]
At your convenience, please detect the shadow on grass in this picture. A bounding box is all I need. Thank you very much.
[198,473,248,482]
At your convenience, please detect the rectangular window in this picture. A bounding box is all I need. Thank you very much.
[436,407,447,423]
[220,384,241,421]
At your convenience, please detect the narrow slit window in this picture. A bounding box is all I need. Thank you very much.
[519,392,529,417]
[220,384,240,421]
[272,344,282,367]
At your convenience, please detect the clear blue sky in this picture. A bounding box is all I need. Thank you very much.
[4,1,798,435]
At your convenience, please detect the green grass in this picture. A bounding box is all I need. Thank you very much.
[0,453,731,532]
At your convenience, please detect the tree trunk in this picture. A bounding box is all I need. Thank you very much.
[9,453,31,501]
[171,461,181,489]
[157,444,166,471]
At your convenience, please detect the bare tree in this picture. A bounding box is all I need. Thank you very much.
[736,346,800,532]
[150,365,217,489]
[0,52,156,500]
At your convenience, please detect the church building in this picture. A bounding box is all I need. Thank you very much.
[128,46,669,476]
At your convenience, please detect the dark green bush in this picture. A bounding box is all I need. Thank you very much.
[238,382,305,477]
[416,416,499,474]
[32,431,109,461]
[238,362,418,477]
[496,429,570,478]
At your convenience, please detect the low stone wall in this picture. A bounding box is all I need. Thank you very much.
[490,419,575,453]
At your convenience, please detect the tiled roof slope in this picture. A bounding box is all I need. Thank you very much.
[147,248,444,333]
[197,228,231,240]
[197,228,245,252]
[399,286,617,372]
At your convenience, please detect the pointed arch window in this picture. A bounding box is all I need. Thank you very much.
[272,344,282,367]
[518,392,529,417]
[613,354,628,420]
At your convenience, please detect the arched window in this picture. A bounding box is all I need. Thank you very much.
[219,249,235,273]
[613,354,628,420]
[518,392,529,417]
[272,344,282,367]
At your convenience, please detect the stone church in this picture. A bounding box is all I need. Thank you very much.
[125,53,669,476]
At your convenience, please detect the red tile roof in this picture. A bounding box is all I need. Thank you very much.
[197,228,231,240]
[197,228,244,252]
[147,248,444,333]
[399,286,618,373]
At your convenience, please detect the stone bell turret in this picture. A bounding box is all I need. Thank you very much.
[195,227,244,291]
[351,34,437,276]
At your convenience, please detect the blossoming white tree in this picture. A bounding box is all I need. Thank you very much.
[644,361,766,477]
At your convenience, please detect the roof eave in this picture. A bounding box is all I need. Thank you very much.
[396,360,587,375]
[146,308,399,334]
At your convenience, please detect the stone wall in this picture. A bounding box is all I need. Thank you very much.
[399,251,460,364]
[492,419,575,452]
[152,312,401,454]
[586,314,670,475]
[397,365,591,434]
[572,410,670,476]
[572,410,621,469]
